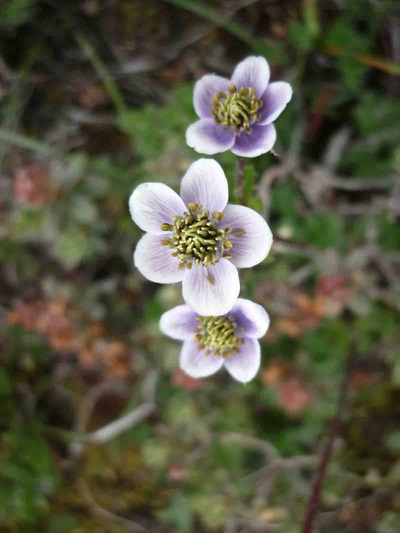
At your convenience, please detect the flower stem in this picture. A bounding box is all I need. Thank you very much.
[302,360,351,533]
[237,156,245,204]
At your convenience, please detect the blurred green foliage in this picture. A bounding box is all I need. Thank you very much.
[0,0,399,531]
[0,0,36,30]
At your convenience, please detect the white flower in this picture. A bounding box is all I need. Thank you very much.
[129,159,273,316]
[160,299,270,383]
[186,56,292,157]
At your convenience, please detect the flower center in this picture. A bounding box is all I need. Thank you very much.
[194,315,244,358]
[212,83,263,134]
[160,203,233,269]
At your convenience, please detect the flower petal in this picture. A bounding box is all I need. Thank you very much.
[180,158,229,213]
[194,74,230,119]
[231,298,270,338]
[159,305,198,341]
[186,119,235,156]
[224,338,261,383]
[231,56,270,97]
[222,204,272,268]
[182,259,240,316]
[129,183,186,234]
[231,124,276,158]
[180,340,224,378]
[259,82,293,125]
[134,233,184,284]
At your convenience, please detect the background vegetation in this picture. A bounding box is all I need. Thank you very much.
[1,0,399,531]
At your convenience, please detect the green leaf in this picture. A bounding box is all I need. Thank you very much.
[52,228,92,268]
[354,93,400,135]
[299,214,344,247]
[0,0,35,29]
[289,21,316,53]
[158,493,193,533]
[385,430,400,452]
[0,369,11,395]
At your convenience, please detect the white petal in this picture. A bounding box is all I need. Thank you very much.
[129,182,186,234]
[182,259,240,316]
[180,158,229,213]
[231,298,270,338]
[231,124,276,158]
[222,204,273,268]
[186,119,235,156]
[134,233,184,284]
[259,82,293,125]
[231,56,270,97]
[224,338,261,383]
[159,305,198,341]
[180,340,224,378]
[194,74,230,119]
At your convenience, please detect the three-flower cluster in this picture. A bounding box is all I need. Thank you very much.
[129,57,292,383]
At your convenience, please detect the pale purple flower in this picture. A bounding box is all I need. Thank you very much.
[186,56,292,158]
[160,298,270,383]
[129,159,272,316]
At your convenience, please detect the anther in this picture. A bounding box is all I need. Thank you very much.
[160,223,173,231]
[195,315,242,358]
[160,203,236,269]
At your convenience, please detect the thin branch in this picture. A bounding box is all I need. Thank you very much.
[75,382,123,438]
[79,479,146,532]
[272,237,318,258]
[70,371,159,456]
[220,431,280,461]
[322,126,351,171]
[288,263,316,285]
[302,361,351,533]
[85,402,156,445]
[325,174,396,191]
[258,158,295,218]
[248,455,317,483]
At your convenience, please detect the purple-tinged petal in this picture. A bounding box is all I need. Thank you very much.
[224,338,261,383]
[182,259,240,316]
[180,158,229,213]
[186,119,235,156]
[160,305,198,341]
[129,183,186,234]
[180,340,224,378]
[222,204,272,268]
[259,82,293,125]
[231,56,270,98]
[194,74,230,119]
[231,298,270,339]
[231,124,276,158]
[134,233,184,284]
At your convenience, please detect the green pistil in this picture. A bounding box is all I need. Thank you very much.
[212,83,263,134]
[160,203,234,269]
[194,315,244,358]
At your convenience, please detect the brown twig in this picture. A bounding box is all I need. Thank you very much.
[70,370,158,457]
[272,236,318,258]
[302,361,351,533]
[78,479,147,532]
[237,156,245,204]
[324,44,400,76]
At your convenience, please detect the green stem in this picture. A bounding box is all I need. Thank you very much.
[237,156,245,204]
[0,129,61,157]
[75,32,127,115]
[162,0,268,54]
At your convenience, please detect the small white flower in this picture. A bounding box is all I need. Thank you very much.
[186,56,292,157]
[129,159,273,316]
[160,299,270,383]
